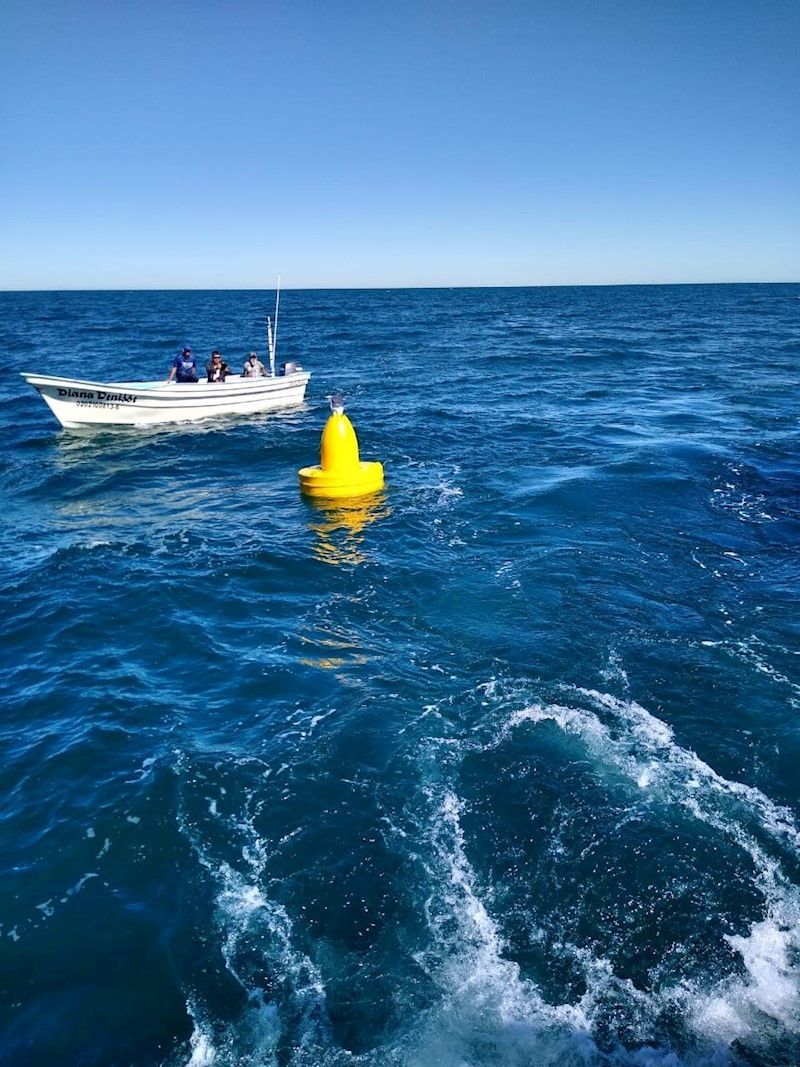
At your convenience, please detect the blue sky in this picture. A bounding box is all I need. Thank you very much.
[3,0,799,289]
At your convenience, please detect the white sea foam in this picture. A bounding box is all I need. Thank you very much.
[570,687,800,853]
[502,687,800,1053]
[712,637,800,708]
[395,779,752,1066]
[399,787,613,1066]
[600,648,630,690]
[169,681,800,1065]
[308,708,336,730]
[185,1007,216,1066]
[209,860,328,1064]
[174,773,330,1067]
[65,871,99,897]
[687,899,800,1044]
[125,755,157,784]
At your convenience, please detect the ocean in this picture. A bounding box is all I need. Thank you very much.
[1,284,799,1066]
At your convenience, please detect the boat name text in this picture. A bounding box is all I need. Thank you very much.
[57,388,138,404]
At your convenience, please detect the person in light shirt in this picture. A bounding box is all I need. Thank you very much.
[242,351,267,378]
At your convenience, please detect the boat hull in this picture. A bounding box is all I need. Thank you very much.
[21,372,311,429]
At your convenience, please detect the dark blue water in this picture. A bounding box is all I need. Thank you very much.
[2,284,800,1066]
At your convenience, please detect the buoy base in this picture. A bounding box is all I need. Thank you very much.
[299,461,384,499]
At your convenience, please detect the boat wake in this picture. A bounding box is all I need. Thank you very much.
[167,680,800,1066]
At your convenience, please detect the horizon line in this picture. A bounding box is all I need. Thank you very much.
[1,279,798,295]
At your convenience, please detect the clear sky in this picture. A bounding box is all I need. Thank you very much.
[2,0,799,289]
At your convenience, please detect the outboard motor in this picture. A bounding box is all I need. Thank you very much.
[279,361,301,376]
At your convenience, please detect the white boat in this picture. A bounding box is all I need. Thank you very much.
[20,368,311,429]
[21,279,311,430]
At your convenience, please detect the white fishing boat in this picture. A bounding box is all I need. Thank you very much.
[20,369,311,429]
[21,282,311,430]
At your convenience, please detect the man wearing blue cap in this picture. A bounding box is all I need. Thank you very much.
[167,346,199,383]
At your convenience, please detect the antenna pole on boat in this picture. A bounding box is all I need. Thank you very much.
[267,275,281,378]
[267,317,274,375]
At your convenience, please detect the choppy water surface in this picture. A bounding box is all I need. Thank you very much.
[1,284,800,1066]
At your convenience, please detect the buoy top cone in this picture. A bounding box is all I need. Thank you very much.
[320,406,360,472]
[299,397,384,499]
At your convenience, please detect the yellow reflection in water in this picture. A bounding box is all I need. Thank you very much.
[306,492,390,568]
[297,630,370,672]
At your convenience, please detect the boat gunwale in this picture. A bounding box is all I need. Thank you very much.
[21,371,311,403]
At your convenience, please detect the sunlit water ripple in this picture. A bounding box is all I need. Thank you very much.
[1,284,799,1065]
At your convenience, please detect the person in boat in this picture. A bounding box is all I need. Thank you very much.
[206,350,231,383]
[167,346,199,383]
[242,351,267,378]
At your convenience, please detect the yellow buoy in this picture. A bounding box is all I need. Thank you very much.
[299,397,384,499]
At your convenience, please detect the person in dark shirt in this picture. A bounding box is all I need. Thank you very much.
[167,346,198,383]
[206,350,231,383]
